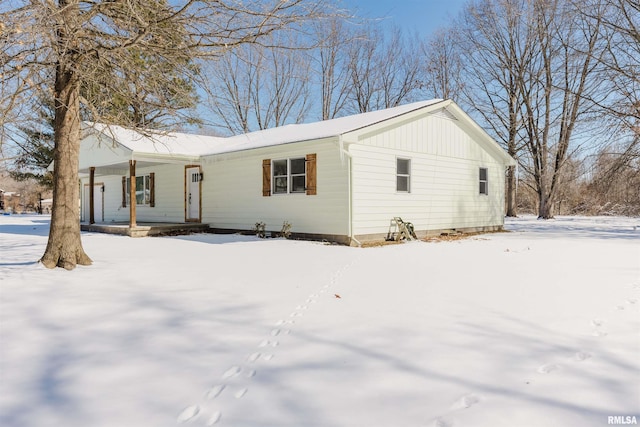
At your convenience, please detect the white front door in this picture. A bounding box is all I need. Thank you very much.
[83,185,103,223]
[186,167,201,221]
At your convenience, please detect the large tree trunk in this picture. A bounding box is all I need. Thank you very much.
[40,22,92,269]
[537,190,554,219]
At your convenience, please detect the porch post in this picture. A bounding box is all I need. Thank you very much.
[129,160,137,228]
[89,166,95,224]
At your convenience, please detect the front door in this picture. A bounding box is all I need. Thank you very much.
[185,166,201,222]
[83,184,103,223]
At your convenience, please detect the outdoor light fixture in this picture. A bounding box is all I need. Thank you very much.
[199,172,204,181]
[101,184,105,192]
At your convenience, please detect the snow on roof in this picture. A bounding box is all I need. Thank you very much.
[88,99,445,157]
[204,99,445,155]
[86,123,226,157]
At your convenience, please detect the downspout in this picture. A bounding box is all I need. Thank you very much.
[338,135,362,247]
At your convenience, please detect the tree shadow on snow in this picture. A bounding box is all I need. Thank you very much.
[0,290,265,427]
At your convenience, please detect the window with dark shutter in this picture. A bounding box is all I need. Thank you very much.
[306,153,317,195]
[121,176,127,207]
[149,172,155,207]
[262,159,271,196]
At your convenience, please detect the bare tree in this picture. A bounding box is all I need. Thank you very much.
[347,24,380,113]
[312,16,354,120]
[203,32,311,134]
[202,47,259,134]
[518,0,607,219]
[456,0,535,217]
[1,0,326,269]
[256,36,312,130]
[347,24,422,113]
[420,28,464,101]
[586,146,640,215]
[578,0,639,183]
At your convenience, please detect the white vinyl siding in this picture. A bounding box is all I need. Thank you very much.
[348,110,507,237]
[201,139,349,236]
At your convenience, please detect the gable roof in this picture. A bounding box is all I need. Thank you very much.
[84,99,515,166]
[214,99,446,155]
[86,99,446,157]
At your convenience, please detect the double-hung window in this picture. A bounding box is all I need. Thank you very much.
[479,167,488,195]
[273,158,306,194]
[396,158,411,192]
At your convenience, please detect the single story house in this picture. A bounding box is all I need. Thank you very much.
[78,99,516,244]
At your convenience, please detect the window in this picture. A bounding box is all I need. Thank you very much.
[263,154,316,196]
[396,158,411,192]
[479,167,488,195]
[272,158,306,194]
[126,174,154,205]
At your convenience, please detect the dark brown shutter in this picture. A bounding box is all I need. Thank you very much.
[149,172,155,207]
[306,153,317,195]
[262,159,271,196]
[121,176,127,207]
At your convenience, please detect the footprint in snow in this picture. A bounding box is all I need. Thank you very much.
[234,388,248,399]
[627,298,638,304]
[177,405,200,423]
[271,329,281,336]
[206,384,225,399]
[574,351,592,362]
[248,352,261,363]
[433,416,455,427]
[259,339,278,348]
[592,329,608,337]
[452,393,481,409]
[207,411,221,425]
[591,318,604,327]
[222,366,242,380]
[537,363,561,374]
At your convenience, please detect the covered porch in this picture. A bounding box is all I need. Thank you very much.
[79,124,206,230]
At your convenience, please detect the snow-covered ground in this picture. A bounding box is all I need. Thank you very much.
[1,214,638,427]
